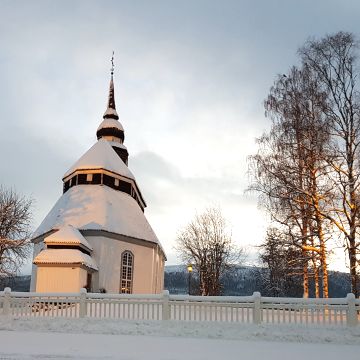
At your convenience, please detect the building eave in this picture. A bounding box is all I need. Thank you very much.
[32,228,166,260]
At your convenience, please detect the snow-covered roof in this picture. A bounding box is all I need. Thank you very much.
[32,185,161,248]
[97,118,123,132]
[63,139,134,180]
[34,249,98,270]
[44,225,93,251]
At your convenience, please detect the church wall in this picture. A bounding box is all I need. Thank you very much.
[35,266,87,292]
[30,241,44,291]
[86,235,164,294]
[156,251,165,292]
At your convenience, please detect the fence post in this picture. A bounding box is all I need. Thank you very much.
[346,293,357,327]
[162,290,170,321]
[79,288,87,318]
[3,287,11,316]
[253,291,261,325]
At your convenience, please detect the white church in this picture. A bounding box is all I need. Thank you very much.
[30,65,166,294]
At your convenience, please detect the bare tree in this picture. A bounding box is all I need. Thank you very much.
[300,32,360,296]
[0,186,33,277]
[249,64,332,297]
[175,207,243,296]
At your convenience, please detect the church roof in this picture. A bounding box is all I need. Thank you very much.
[34,248,98,270]
[63,139,134,180]
[103,74,119,120]
[44,225,93,251]
[32,185,160,246]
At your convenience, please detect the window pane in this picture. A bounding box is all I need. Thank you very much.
[121,251,133,293]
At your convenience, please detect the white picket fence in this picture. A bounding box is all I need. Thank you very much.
[0,288,359,327]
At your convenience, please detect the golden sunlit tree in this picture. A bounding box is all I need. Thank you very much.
[300,31,360,296]
[249,63,332,298]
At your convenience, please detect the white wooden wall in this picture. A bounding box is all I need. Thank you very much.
[36,267,87,292]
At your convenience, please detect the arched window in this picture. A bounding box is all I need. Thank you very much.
[120,251,134,294]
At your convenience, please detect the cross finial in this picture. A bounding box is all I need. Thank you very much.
[111,51,114,76]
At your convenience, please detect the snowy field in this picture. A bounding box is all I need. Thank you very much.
[0,317,359,359]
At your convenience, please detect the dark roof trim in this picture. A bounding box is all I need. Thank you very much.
[62,168,147,208]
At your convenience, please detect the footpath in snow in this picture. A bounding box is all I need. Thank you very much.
[0,317,359,359]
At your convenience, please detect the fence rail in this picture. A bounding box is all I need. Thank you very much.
[0,288,359,327]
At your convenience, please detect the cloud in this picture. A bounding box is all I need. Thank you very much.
[0,0,357,271]
[130,151,266,264]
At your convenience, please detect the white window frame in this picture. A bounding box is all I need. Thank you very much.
[120,251,134,294]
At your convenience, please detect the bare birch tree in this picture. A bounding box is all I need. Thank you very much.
[249,64,332,297]
[300,32,360,296]
[0,186,33,277]
[175,207,243,296]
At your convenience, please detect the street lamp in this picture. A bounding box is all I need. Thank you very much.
[187,264,193,295]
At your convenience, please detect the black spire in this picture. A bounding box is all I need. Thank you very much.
[103,52,119,120]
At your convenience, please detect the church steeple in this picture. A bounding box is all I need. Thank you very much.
[103,53,119,120]
[96,53,129,165]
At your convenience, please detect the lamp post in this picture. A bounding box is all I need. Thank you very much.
[187,264,193,295]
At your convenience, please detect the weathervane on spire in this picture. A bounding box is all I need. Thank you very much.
[111,51,115,76]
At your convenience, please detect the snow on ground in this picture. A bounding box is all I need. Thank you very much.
[0,317,359,359]
[1,330,359,360]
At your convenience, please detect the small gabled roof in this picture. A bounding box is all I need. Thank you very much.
[34,248,98,271]
[63,139,134,180]
[44,225,93,251]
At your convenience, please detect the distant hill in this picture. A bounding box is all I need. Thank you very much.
[0,266,352,297]
[0,275,31,292]
[164,265,352,297]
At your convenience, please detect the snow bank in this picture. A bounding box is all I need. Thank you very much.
[0,330,358,360]
[0,318,359,359]
[0,317,359,345]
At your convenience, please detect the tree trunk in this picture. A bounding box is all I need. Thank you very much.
[312,257,320,298]
[314,194,329,298]
[348,151,358,297]
[302,250,309,298]
[301,219,309,298]
[317,219,329,298]
[349,239,358,297]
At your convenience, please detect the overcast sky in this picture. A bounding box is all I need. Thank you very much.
[1,0,359,273]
